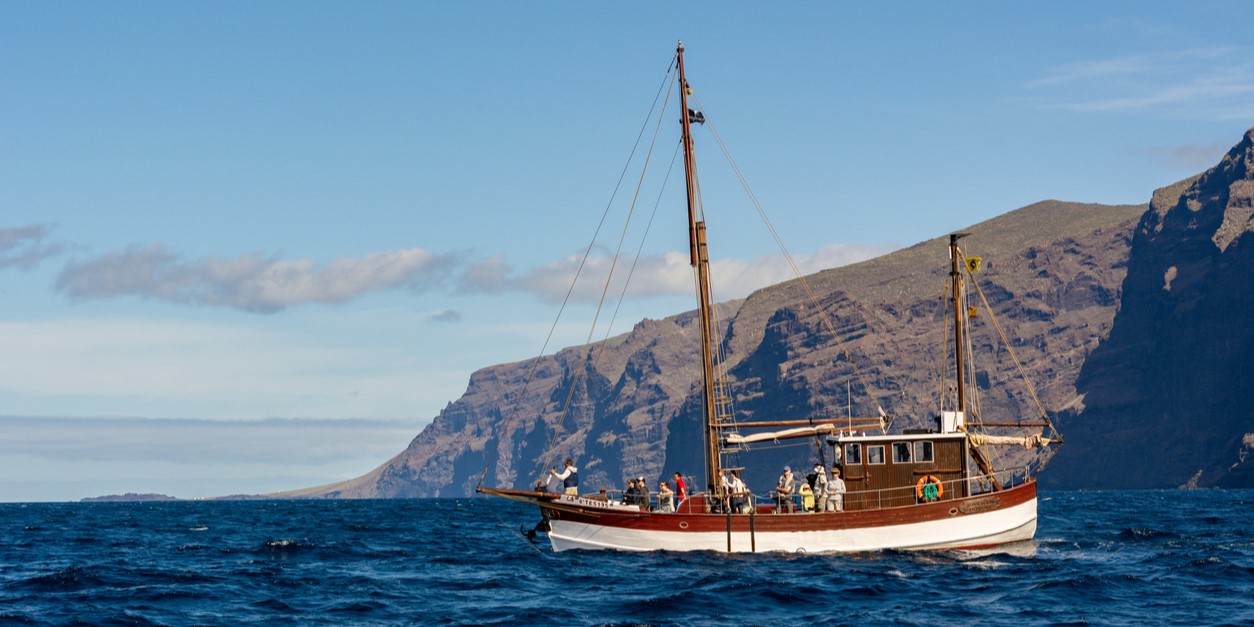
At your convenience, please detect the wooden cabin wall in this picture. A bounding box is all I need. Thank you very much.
[839,438,968,511]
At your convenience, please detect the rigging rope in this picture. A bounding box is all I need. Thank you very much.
[536,67,680,478]
[477,53,678,490]
[691,93,890,433]
[966,262,1062,441]
[936,287,949,414]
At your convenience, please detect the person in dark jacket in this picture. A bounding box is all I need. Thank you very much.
[623,478,640,506]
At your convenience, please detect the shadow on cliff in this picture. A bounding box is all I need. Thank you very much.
[1046,128,1254,490]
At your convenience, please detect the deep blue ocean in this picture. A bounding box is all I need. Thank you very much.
[1,490,1251,626]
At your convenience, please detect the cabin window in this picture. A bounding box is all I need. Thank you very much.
[892,442,912,464]
[915,441,934,463]
[867,445,885,465]
[844,443,862,465]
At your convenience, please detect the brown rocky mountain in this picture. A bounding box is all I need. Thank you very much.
[276,197,1147,499]
[275,126,1254,499]
[1046,127,1254,490]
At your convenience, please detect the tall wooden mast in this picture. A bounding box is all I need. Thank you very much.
[949,233,969,414]
[677,41,722,492]
[950,233,1001,490]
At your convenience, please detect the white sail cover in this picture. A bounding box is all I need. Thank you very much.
[724,424,838,445]
[968,433,1054,449]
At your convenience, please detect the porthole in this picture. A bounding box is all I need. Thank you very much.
[678,521,689,529]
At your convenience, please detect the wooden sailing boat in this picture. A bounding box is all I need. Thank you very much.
[477,42,1061,553]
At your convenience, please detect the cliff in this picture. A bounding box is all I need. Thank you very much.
[1046,127,1254,489]
[276,197,1146,498]
[275,127,1254,498]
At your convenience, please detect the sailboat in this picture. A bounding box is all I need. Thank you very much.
[477,42,1062,553]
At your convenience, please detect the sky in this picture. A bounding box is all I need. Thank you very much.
[3,2,1253,501]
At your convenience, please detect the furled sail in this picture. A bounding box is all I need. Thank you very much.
[723,424,839,445]
[968,433,1055,449]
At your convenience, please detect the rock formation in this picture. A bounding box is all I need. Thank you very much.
[276,126,1254,497]
[1047,127,1254,489]
[277,199,1145,498]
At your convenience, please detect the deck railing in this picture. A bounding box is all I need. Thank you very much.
[582,465,1034,514]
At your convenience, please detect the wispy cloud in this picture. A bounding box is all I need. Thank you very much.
[1025,48,1254,120]
[1139,142,1233,171]
[56,244,460,313]
[54,240,890,313]
[0,224,65,271]
[430,309,462,323]
[459,243,892,303]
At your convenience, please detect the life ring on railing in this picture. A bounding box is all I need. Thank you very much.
[916,475,943,502]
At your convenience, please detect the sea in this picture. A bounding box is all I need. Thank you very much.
[1,490,1251,626]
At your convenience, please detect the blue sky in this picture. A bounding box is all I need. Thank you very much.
[3,2,1252,501]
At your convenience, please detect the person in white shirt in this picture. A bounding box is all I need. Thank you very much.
[827,465,847,512]
[549,458,579,496]
[774,466,795,513]
[729,469,749,514]
[811,463,828,512]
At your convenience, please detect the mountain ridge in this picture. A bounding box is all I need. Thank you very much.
[274,196,1147,498]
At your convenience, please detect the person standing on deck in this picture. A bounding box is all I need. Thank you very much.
[774,466,795,513]
[811,463,828,512]
[550,459,579,497]
[719,470,733,513]
[728,470,749,514]
[827,465,846,512]
[673,472,688,503]
[658,481,675,513]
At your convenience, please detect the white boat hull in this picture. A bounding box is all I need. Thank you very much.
[547,496,1037,553]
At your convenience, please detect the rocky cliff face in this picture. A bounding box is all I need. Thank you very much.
[278,197,1146,498]
[1046,127,1254,489]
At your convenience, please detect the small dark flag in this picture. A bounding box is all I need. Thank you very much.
[687,108,706,125]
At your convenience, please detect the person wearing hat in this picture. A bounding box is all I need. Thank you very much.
[826,465,847,512]
[637,476,651,509]
[774,465,795,514]
[811,462,829,512]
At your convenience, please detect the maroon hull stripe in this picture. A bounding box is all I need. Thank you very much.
[484,480,1036,534]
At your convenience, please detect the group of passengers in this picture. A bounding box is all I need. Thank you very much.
[773,463,846,512]
[542,457,844,514]
[622,472,688,512]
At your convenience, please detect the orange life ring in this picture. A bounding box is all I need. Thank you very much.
[915,475,943,501]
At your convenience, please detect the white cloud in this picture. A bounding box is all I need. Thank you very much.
[468,243,890,304]
[55,244,459,313]
[1025,49,1254,120]
[48,238,891,315]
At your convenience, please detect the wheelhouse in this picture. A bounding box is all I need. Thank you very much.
[826,431,969,510]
